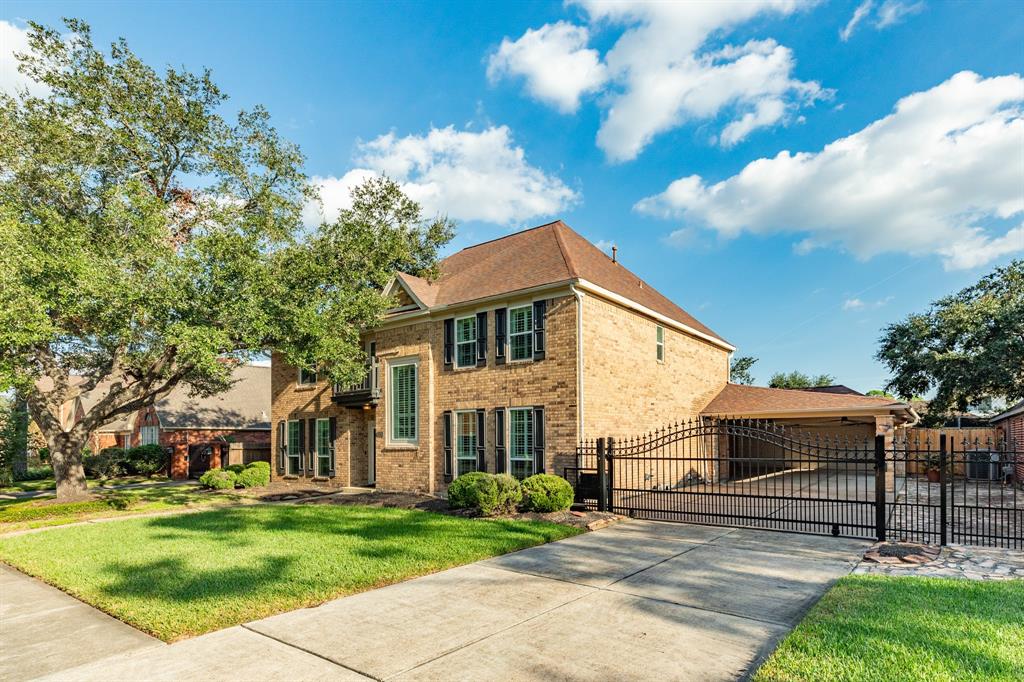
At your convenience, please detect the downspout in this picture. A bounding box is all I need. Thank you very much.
[571,284,585,441]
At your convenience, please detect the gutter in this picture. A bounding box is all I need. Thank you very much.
[571,283,585,441]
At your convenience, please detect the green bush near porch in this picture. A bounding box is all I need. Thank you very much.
[0,505,579,641]
[520,474,574,512]
[754,575,1024,682]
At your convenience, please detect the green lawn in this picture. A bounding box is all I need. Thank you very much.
[0,475,170,494]
[0,484,244,532]
[0,504,579,641]
[754,575,1024,682]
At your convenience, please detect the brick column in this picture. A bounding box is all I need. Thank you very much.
[876,415,897,492]
[210,443,222,470]
[171,444,189,480]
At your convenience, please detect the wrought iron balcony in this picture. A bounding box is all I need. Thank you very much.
[331,357,381,407]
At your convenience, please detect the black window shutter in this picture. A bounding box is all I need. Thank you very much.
[443,318,454,369]
[532,406,545,475]
[443,411,453,482]
[276,421,285,474]
[494,407,506,473]
[308,419,317,474]
[476,409,486,471]
[533,300,547,360]
[328,416,337,477]
[476,311,488,367]
[494,308,507,365]
[296,419,305,474]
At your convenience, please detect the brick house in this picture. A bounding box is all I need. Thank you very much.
[86,365,271,478]
[991,401,1024,482]
[271,221,916,494]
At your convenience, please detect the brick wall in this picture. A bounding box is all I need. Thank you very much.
[580,293,729,440]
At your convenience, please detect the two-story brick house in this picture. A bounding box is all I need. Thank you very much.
[270,220,738,493]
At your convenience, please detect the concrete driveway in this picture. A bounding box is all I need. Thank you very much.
[11,521,868,682]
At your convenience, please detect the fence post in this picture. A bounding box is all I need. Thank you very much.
[597,437,607,513]
[939,434,948,546]
[607,436,615,515]
[874,435,886,542]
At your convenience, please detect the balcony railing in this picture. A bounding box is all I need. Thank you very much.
[331,357,381,407]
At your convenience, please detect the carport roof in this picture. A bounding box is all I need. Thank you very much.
[702,383,915,420]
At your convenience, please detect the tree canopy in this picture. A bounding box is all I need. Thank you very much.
[767,371,836,389]
[729,356,758,385]
[877,260,1023,414]
[0,19,453,497]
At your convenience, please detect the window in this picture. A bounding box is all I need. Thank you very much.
[298,367,317,386]
[509,305,533,361]
[390,361,417,443]
[455,316,477,368]
[316,418,331,477]
[140,425,159,446]
[455,412,478,477]
[287,420,301,475]
[656,325,665,362]
[509,408,534,479]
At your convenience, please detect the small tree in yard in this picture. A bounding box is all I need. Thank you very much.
[877,260,1023,415]
[0,20,453,500]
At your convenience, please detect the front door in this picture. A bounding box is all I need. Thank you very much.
[188,444,213,478]
[367,416,376,485]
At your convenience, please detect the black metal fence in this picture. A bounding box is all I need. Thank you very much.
[564,418,1023,549]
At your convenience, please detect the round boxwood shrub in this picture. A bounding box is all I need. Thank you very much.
[248,461,271,472]
[447,471,491,509]
[198,468,237,490]
[237,463,270,488]
[225,464,246,475]
[520,474,574,513]
[125,444,167,477]
[479,473,523,516]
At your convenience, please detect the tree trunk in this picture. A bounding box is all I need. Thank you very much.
[49,434,90,501]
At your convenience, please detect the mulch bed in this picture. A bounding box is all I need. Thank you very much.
[298,490,623,531]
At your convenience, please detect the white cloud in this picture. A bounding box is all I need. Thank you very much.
[840,1,874,41]
[302,169,378,226]
[875,0,925,29]
[306,126,578,226]
[842,298,865,310]
[0,20,47,97]
[490,1,826,162]
[487,21,606,114]
[635,71,1024,271]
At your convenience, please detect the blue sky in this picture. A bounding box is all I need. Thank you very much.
[3,1,1023,392]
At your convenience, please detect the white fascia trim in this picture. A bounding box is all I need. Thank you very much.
[383,276,429,311]
[575,279,736,352]
[376,281,573,329]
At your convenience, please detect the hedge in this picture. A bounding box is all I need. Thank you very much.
[520,474,574,512]
[198,468,237,490]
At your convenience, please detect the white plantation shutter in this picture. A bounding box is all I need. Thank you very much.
[391,363,417,442]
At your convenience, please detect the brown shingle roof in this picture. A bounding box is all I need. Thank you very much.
[395,221,727,344]
[796,385,865,396]
[702,383,909,416]
[155,365,271,430]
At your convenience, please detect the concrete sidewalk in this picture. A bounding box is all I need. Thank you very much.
[11,521,868,682]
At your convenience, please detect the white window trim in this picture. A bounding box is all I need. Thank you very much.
[507,304,534,364]
[286,419,302,475]
[140,425,160,446]
[454,410,479,478]
[507,406,535,478]
[454,315,478,369]
[386,357,419,447]
[656,325,665,364]
[315,418,331,478]
[297,367,318,386]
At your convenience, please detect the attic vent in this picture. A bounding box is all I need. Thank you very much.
[638,280,644,289]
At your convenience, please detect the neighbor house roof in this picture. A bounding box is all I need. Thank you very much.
[391,221,730,347]
[991,400,1024,423]
[154,364,271,430]
[702,383,913,419]
[796,385,865,396]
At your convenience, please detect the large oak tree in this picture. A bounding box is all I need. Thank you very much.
[0,20,453,499]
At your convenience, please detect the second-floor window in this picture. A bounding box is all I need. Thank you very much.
[298,367,317,386]
[509,305,533,361]
[140,425,159,446]
[390,361,417,444]
[456,316,477,368]
[656,326,665,362]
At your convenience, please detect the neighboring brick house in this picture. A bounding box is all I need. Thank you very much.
[270,220,915,495]
[82,365,271,477]
[991,401,1024,482]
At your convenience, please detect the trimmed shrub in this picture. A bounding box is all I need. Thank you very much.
[199,468,237,490]
[225,464,246,475]
[13,465,53,481]
[125,444,167,477]
[520,474,574,513]
[447,471,491,509]
[479,473,523,516]
[237,463,270,488]
[248,461,271,472]
[84,448,125,479]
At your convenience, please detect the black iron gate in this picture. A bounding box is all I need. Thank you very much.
[565,418,1022,549]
